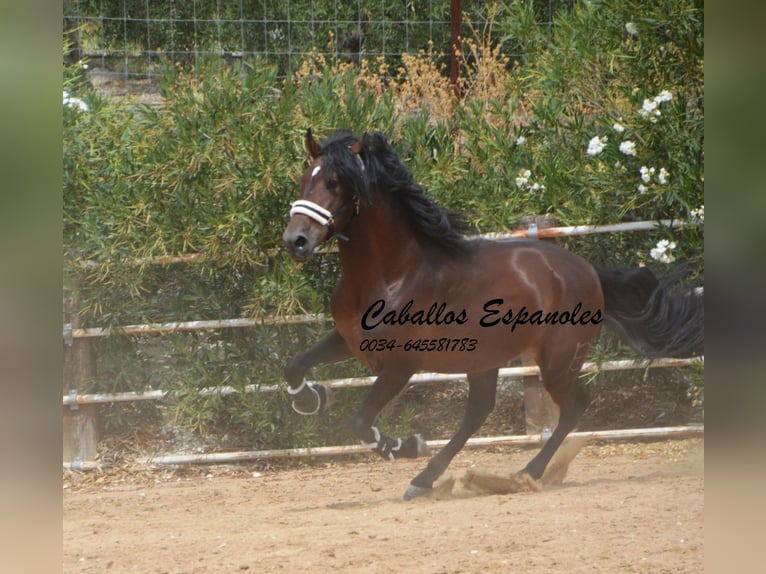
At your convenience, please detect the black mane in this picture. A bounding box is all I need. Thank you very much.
[319,130,473,255]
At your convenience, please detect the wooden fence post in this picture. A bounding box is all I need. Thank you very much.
[63,285,100,465]
[514,215,560,436]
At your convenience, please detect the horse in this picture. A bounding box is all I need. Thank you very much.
[281,128,704,500]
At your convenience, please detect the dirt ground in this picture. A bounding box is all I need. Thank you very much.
[63,437,703,573]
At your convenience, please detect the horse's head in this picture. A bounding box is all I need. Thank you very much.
[282,129,364,261]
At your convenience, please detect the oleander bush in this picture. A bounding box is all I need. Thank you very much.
[63,0,703,451]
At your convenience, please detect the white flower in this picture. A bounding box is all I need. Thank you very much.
[515,135,527,146]
[650,239,677,264]
[63,90,89,113]
[642,98,658,113]
[619,140,637,156]
[625,22,639,36]
[639,166,652,183]
[639,99,660,123]
[587,136,607,156]
[690,205,704,224]
[658,167,668,185]
[612,122,625,133]
[655,90,673,103]
[637,184,647,194]
[639,98,658,120]
[515,169,532,189]
[515,169,544,193]
[638,91,673,122]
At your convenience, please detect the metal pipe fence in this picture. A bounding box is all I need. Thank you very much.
[62,214,703,469]
[63,425,703,470]
[139,425,704,466]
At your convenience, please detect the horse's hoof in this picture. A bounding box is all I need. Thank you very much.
[402,483,432,501]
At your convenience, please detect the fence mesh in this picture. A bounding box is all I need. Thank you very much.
[64,1,572,83]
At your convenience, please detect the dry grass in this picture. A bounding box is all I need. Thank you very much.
[293,27,524,133]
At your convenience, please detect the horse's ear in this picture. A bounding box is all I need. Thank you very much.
[305,128,322,159]
[350,134,365,155]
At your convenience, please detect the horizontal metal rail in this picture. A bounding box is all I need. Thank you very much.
[491,219,688,240]
[63,425,704,470]
[138,425,704,466]
[63,356,703,407]
[67,313,328,340]
[71,219,694,269]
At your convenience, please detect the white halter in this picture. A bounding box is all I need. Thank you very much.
[289,200,334,227]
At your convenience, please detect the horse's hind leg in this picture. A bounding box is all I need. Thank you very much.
[520,358,591,480]
[284,329,352,415]
[404,369,498,500]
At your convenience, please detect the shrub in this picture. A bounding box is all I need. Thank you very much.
[63,0,703,449]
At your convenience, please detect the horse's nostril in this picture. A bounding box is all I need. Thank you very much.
[294,235,307,249]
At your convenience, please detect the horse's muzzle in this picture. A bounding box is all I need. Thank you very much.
[282,229,316,262]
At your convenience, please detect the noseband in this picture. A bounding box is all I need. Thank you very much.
[289,197,359,242]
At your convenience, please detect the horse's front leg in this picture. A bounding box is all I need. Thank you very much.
[352,367,431,462]
[284,329,351,415]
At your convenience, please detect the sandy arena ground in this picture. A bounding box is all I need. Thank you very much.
[63,438,703,573]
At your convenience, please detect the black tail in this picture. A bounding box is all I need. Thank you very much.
[596,266,704,358]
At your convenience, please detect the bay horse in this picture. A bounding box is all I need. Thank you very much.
[282,129,704,500]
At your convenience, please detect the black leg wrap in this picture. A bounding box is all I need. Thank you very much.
[399,435,431,459]
[288,382,329,416]
[373,436,401,461]
[372,434,430,461]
